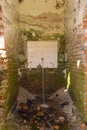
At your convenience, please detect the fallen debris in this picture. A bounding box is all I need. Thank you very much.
[16,95,69,130]
[5,87,84,130]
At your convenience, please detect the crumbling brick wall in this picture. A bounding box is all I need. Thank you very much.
[0,0,19,123]
[64,0,87,118]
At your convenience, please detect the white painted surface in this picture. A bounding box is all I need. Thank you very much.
[0,36,5,49]
[27,41,58,68]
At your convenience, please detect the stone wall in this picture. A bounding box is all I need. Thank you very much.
[64,0,87,118]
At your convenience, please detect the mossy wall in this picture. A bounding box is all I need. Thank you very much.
[20,68,66,95]
[18,0,66,94]
[67,65,85,115]
[64,0,87,117]
[18,31,66,94]
[1,0,20,114]
[0,0,66,120]
[19,0,64,35]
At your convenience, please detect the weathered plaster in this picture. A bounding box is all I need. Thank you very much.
[19,0,64,35]
[19,0,64,16]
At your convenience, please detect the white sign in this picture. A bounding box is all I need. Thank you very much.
[27,41,58,68]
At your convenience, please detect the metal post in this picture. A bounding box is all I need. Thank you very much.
[41,58,45,104]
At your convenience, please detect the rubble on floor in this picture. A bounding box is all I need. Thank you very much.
[16,97,69,130]
[17,86,35,104]
[50,88,73,118]
[4,87,86,130]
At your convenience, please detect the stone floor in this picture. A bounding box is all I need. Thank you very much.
[2,87,86,130]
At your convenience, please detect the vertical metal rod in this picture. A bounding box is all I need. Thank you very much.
[41,58,45,104]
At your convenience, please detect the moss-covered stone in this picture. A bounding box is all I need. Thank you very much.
[1,0,20,115]
[68,67,85,116]
[1,123,9,130]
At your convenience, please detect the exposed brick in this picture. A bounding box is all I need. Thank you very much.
[83,19,87,25]
[85,110,87,115]
[84,36,87,41]
[84,50,87,54]
[0,31,4,35]
[65,0,87,117]
[0,17,2,21]
[84,87,87,91]
[83,24,87,28]
[80,122,86,130]
[84,106,87,111]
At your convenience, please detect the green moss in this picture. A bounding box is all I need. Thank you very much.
[22,29,64,41]
[5,53,19,114]
[20,68,66,94]
[1,124,9,130]
[19,31,66,94]
[68,67,85,116]
[22,28,42,41]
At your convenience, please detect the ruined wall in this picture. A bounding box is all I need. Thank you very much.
[83,4,87,118]
[0,3,7,124]
[64,0,87,117]
[19,0,65,60]
[19,0,64,36]
[0,0,19,120]
[18,0,66,94]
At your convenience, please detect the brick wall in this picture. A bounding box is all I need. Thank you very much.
[0,0,19,121]
[20,68,66,95]
[65,0,87,117]
[83,4,87,117]
[0,5,6,123]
